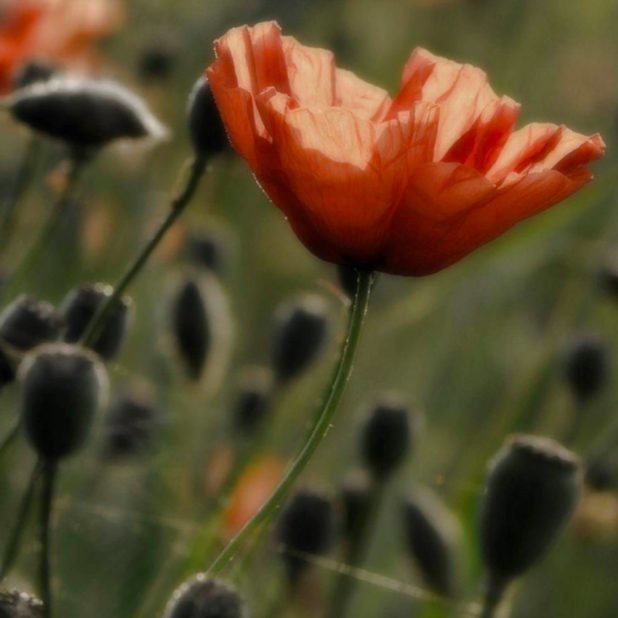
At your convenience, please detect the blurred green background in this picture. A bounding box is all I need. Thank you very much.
[1,0,618,616]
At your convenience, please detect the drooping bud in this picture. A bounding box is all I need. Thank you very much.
[102,391,161,460]
[271,295,328,384]
[339,469,373,542]
[170,278,211,380]
[361,397,414,480]
[164,575,246,618]
[0,295,63,387]
[232,367,273,437]
[12,61,57,91]
[7,77,167,150]
[0,588,43,618]
[187,77,228,162]
[276,488,337,583]
[480,435,581,585]
[402,487,460,598]
[563,335,608,402]
[60,283,131,361]
[19,343,106,461]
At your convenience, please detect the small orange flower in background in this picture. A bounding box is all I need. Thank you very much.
[208,22,606,276]
[223,455,285,537]
[0,0,124,93]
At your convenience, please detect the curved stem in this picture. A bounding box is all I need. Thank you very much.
[80,156,206,349]
[0,460,43,580]
[206,269,375,576]
[3,156,86,298]
[0,138,42,251]
[39,461,57,618]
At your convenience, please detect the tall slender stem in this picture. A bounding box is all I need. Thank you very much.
[3,156,86,298]
[80,156,206,349]
[206,269,375,576]
[327,480,386,618]
[0,422,20,462]
[0,138,42,251]
[0,460,43,580]
[39,461,57,618]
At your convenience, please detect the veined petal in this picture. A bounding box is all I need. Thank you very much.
[334,68,391,120]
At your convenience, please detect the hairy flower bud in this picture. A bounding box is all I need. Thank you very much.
[19,343,106,460]
[61,283,131,361]
[103,392,161,460]
[0,295,63,387]
[340,470,373,541]
[563,335,608,402]
[276,488,337,583]
[185,230,229,275]
[164,575,246,618]
[171,279,211,380]
[480,435,581,584]
[0,588,43,618]
[361,397,413,479]
[232,367,273,436]
[12,61,57,91]
[402,487,460,598]
[8,77,167,149]
[187,77,228,161]
[271,295,328,384]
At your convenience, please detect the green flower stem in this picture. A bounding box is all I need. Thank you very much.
[79,156,207,349]
[0,138,42,251]
[39,461,57,618]
[0,422,20,462]
[3,155,86,298]
[327,480,387,618]
[206,269,375,576]
[0,460,43,580]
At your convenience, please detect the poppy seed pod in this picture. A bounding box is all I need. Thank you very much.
[103,392,161,460]
[361,398,413,479]
[12,61,57,91]
[271,295,328,384]
[164,574,246,618]
[402,488,460,598]
[276,488,337,583]
[480,435,581,583]
[7,77,167,149]
[563,335,608,402]
[0,588,43,618]
[187,76,228,161]
[340,470,373,541]
[171,279,211,380]
[232,367,273,436]
[60,283,131,361]
[19,343,106,461]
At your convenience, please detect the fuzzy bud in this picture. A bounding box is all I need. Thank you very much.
[232,367,273,436]
[185,231,229,275]
[339,470,373,541]
[164,575,246,618]
[402,487,460,598]
[170,279,211,380]
[563,335,608,402]
[480,435,581,583]
[271,296,328,384]
[0,589,43,617]
[61,283,131,361]
[19,343,106,461]
[276,488,337,583]
[8,77,167,149]
[187,77,228,161]
[103,392,161,460]
[361,398,413,479]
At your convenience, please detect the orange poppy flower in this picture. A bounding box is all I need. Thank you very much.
[0,0,124,93]
[207,22,606,276]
